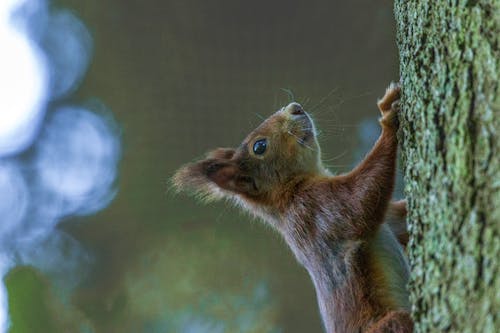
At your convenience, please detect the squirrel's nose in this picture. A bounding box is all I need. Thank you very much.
[285,102,304,116]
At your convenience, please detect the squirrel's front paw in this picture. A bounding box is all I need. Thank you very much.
[377,82,401,128]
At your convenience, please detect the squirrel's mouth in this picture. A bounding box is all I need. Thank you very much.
[301,128,314,143]
[289,113,316,146]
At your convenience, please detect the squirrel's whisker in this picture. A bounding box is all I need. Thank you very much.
[287,130,316,151]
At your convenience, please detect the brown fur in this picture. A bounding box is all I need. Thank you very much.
[173,83,413,332]
[366,311,414,333]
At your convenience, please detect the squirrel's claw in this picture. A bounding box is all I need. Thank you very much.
[378,82,401,128]
[377,82,401,114]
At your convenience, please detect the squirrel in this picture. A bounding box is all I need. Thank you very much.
[173,83,413,333]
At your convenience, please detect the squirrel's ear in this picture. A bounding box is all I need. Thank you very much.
[172,148,256,200]
[204,161,257,195]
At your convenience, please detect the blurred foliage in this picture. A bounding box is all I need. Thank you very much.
[5,267,91,333]
[6,267,56,333]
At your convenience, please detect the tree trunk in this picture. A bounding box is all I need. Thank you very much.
[394,1,499,332]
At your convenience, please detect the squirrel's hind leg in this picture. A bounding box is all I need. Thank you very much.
[366,311,413,333]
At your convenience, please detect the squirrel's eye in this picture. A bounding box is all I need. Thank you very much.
[253,139,267,155]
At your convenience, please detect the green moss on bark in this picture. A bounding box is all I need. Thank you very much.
[394,1,499,332]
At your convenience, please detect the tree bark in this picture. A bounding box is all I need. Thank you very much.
[394,1,499,332]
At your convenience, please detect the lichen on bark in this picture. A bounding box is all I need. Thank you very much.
[394,1,499,332]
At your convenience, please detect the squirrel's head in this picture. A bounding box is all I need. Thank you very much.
[173,102,324,205]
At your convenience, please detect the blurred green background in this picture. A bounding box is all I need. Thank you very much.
[6,0,399,332]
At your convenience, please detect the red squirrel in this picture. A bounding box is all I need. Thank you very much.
[173,83,413,333]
